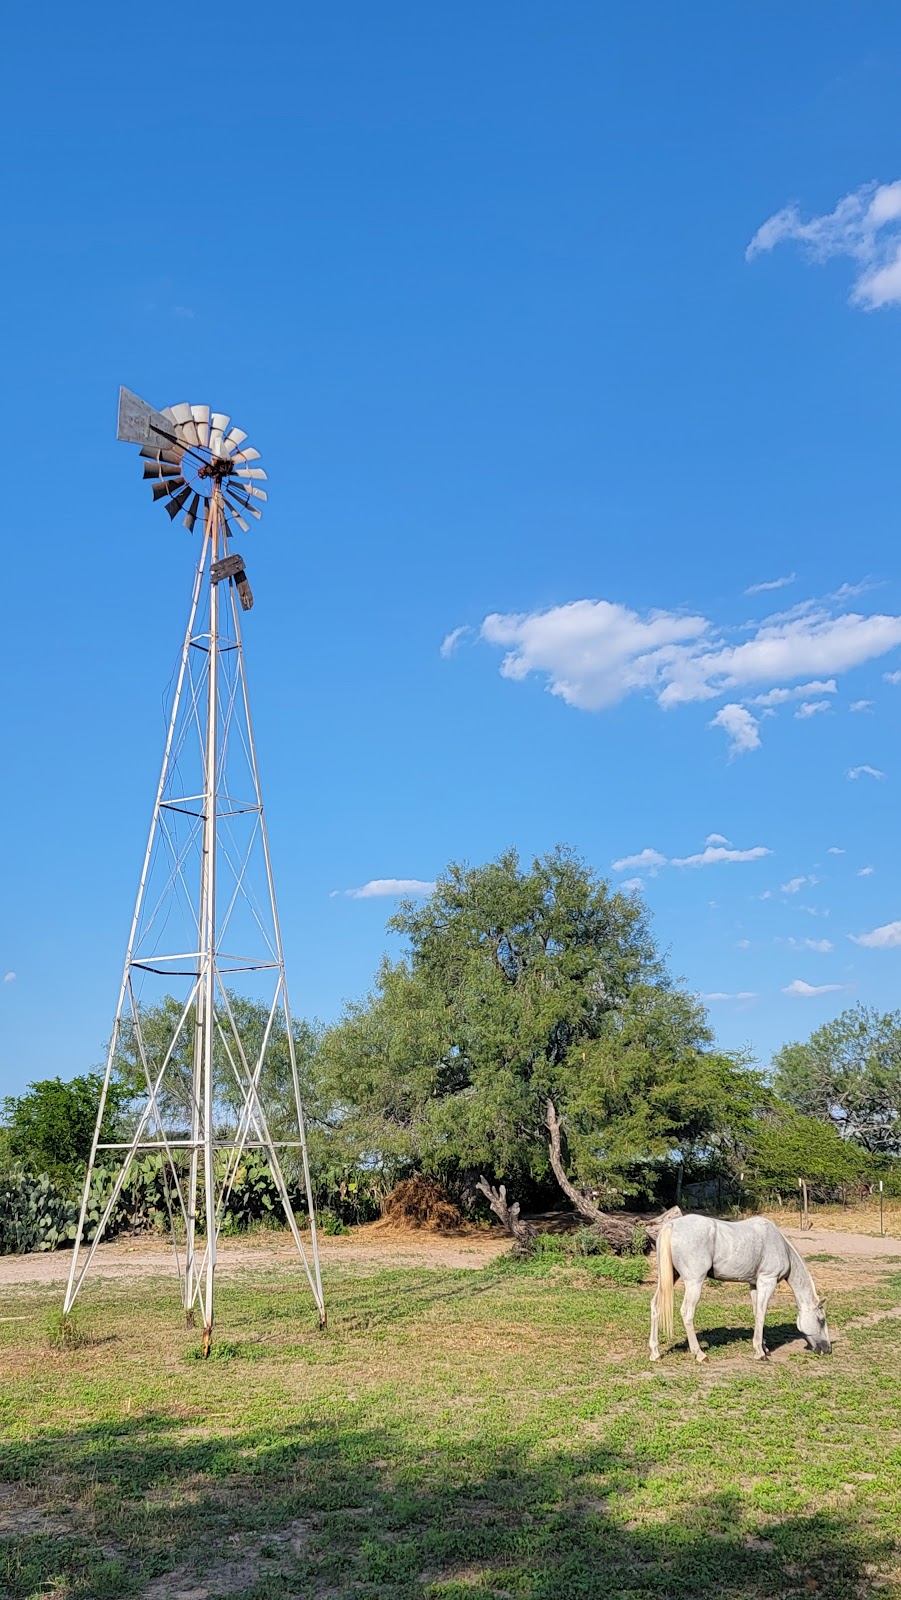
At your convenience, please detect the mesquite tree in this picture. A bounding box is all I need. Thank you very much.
[320,847,759,1224]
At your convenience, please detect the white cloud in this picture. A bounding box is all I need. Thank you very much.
[850,920,901,948]
[671,844,771,869]
[858,865,875,877]
[794,699,831,719]
[701,990,758,1002]
[619,877,644,892]
[706,833,731,846]
[611,847,667,874]
[847,765,885,780]
[333,878,436,899]
[781,876,816,894]
[884,670,901,685]
[833,579,881,600]
[440,625,470,659]
[827,846,845,854]
[710,703,761,756]
[783,937,834,953]
[746,179,901,309]
[736,938,752,949]
[783,979,846,997]
[613,842,770,874]
[478,599,901,743]
[745,574,796,596]
[3,971,15,984]
[850,699,874,712]
[749,679,837,708]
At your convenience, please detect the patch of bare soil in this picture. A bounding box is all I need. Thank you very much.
[0,1225,509,1287]
[141,1521,311,1600]
[0,1482,72,1537]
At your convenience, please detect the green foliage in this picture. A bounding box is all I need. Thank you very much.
[774,1004,901,1156]
[46,1310,85,1350]
[0,1170,80,1253]
[586,1253,647,1284]
[572,1225,612,1256]
[1,1074,126,1188]
[744,1104,866,1195]
[320,846,765,1201]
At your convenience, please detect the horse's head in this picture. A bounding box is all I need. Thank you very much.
[797,1298,832,1354]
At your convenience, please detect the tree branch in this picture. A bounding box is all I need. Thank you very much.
[476,1176,536,1254]
[544,1098,681,1251]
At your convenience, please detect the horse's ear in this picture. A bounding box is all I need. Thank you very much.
[817,1298,827,1311]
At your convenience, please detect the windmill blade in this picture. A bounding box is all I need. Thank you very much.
[165,484,193,519]
[169,402,193,426]
[232,446,261,463]
[191,404,211,446]
[211,412,230,433]
[241,485,268,502]
[222,427,247,453]
[235,467,267,480]
[181,419,200,447]
[230,510,250,532]
[139,446,183,466]
[142,460,182,480]
[151,477,184,501]
[235,568,254,611]
[183,492,201,533]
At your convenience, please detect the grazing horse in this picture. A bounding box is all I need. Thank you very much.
[649,1213,832,1363]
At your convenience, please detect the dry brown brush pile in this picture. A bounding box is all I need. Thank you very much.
[378,1175,463,1232]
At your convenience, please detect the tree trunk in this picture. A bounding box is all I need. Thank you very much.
[476,1176,536,1254]
[544,1098,681,1252]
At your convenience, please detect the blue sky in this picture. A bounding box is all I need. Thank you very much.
[4,3,901,1097]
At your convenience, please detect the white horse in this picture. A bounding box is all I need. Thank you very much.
[649,1213,832,1363]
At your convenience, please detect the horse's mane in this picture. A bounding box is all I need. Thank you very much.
[785,1238,818,1303]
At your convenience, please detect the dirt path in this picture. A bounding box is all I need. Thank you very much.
[0,1224,508,1288]
[1,1217,898,1290]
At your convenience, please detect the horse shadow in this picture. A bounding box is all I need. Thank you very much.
[686,1319,804,1356]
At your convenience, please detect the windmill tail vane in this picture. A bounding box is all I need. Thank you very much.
[63,389,324,1348]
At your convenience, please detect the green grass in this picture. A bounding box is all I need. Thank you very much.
[1,1253,900,1599]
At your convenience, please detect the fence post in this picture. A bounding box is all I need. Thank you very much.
[880,1179,884,1238]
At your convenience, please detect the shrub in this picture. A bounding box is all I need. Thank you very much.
[572,1226,612,1257]
[586,1254,646,1285]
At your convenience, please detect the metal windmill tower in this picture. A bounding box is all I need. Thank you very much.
[64,389,325,1349]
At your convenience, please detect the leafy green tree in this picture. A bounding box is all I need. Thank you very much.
[745,1105,866,1194]
[774,1005,901,1156]
[320,847,760,1205]
[1,1075,124,1187]
[112,994,324,1183]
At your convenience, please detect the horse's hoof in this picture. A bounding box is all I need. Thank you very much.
[753,1350,768,1361]
[649,1352,661,1362]
[695,1352,708,1364]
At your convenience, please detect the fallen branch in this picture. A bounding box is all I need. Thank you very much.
[476,1176,537,1254]
[545,1098,681,1252]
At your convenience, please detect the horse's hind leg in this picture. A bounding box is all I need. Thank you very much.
[679,1279,707,1363]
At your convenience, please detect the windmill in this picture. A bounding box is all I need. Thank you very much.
[63,389,325,1351]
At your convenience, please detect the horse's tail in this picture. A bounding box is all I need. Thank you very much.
[656,1222,675,1342]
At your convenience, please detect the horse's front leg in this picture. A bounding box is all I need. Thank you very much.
[748,1286,768,1355]
[679,1279,707,1363]
[752,1277,776,1359]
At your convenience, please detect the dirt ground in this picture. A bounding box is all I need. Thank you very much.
[1,1213,898,1292]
